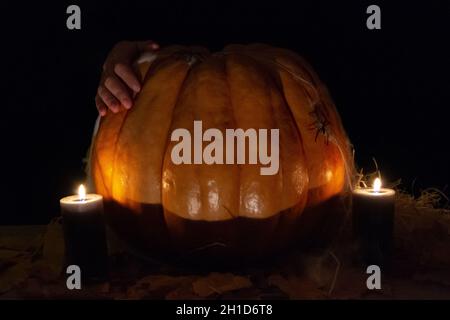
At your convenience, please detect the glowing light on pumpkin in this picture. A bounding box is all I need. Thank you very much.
[373,178,381,193]
[325,169,333,182]
[78,184,86,201]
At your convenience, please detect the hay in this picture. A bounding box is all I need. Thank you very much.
[394,188,450,270]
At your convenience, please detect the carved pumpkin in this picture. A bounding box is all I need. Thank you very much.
[90,44,353,261]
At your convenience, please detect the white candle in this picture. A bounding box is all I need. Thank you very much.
[352,178,396,266]
[60,184,103,214]
[60,184,108,281]
[352,177,395,200]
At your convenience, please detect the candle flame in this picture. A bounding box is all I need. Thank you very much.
[78,184,86,201]
[373,178,382,192]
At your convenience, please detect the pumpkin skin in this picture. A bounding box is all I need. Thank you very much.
[90,44,353,261]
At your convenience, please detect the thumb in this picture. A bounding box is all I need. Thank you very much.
[140,40,160,52]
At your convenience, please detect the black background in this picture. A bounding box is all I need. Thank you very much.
[1,1,449,224]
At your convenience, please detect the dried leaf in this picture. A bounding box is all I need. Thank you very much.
[268,274,325,299]
[0,250,23,272]
[413,270,450,287]
[37,218,65,278]
[0,259,31,294]
[302,253,338,289]
[192,273,252,298]
[127,275,194,299]
[94,281,111,294]
[30,262,62,283]
[0,226,45,252]
[165,286,199,300]
[329,267,369,299]
[221,287,264,300]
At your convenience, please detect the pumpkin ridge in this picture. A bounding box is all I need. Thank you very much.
[159,58,197,207]
[90,124,106,195]
[220,49,310,213]
[223,54,241,218]
[187,55,217,220]
[161,55,211,218]
[244,52,306,213]
[265,61,309,213]
[259,59,283,213]
[92,145,109,197]
[110,115,130,200]
[278,71,323,191]
[269,86,293,211]
[108,56,165,199]
[226,53,281,218]
[112,52,192,204]
[273,68,311,206]
[245,52,308,158]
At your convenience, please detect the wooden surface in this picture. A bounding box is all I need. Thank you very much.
[1,220,450,300]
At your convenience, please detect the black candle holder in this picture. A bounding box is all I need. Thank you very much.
[352,189,395,268]
[62,212,109,282]
[60,194,109,283]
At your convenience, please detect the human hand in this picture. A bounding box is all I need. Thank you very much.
[95,40,159,116]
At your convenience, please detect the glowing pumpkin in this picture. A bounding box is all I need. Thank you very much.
[89,44,353,261]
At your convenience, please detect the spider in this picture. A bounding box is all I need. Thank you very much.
[308,102,331,144]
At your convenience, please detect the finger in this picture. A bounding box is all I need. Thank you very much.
[98,85,120,113]
[95,95,108,116]
[146,41,159,50]
[139,40,160,52]
[114,63,141,93]
[104,75,133,109]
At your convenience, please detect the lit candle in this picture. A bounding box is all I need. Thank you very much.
[352,177,395,267]
[60,184,108,281]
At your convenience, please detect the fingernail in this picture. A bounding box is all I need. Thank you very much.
[124,100,132,109]
[133,84,141,92]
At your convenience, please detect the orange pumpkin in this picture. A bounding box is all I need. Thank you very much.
[89,44,353,261]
